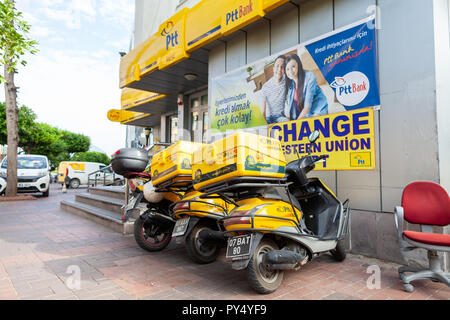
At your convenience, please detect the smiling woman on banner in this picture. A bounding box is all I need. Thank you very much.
[285,54,329,120]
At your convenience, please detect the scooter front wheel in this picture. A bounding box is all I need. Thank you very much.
[134,216,172,252]
[185,221,221,265]
[330,239,347,262]
[247,238,284,294]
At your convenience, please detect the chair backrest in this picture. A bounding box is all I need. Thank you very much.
[402,181,450,226]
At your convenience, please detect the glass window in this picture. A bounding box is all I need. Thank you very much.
[191,98,200,108]
[170,116,178,143]
[201,95,208,106]
[191,111,199,142]
[1,157,47,169]
[202,112,209,143]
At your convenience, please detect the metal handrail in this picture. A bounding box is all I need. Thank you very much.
[88,165,125,187]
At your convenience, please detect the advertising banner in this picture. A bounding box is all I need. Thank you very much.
[269,108,376,170]
[210,16,379,170]
[210,15,379,135]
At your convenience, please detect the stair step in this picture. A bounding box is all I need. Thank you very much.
[89,186,127,200]
[76,193,124,214]
[60,200,133,234]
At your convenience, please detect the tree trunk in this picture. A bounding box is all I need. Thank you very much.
[4,62,19,197]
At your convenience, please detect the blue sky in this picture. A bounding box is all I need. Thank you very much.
[1,0,135,156]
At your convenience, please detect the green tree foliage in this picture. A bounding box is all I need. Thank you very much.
[0,0,38,81]
[0,102,92,167]
[61,130,90,154]
[71,152,111,166]
[0,102,36,144]
[1,0,38,196]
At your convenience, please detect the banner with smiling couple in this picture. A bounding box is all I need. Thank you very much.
[210,15,380,170]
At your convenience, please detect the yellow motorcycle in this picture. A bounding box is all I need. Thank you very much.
[113,145,181,252]
[114,142,233,264]
[213,131,351,294]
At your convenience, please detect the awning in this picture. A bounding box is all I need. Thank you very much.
[119,0,291,93]
[107,109,154,127]
[121,87,167,111]
[114,0,295,127]
[118,88,178,127]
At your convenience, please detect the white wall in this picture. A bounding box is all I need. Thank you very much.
[434,0,450,194]
[134,0,179,46]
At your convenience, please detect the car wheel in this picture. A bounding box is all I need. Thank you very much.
[69,179,80,189]
[42,188,49,197]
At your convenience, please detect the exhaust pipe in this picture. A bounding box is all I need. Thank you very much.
[198,229,228,245]
[262,250,309,271]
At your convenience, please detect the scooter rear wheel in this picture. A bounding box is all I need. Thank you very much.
[134,216,172,252]
[247,238,284,294]
[185,220,221,265]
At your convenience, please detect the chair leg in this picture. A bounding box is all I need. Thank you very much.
[398,266,424,274]
[432,272,450,287]
[398,252,450,292]
[400,270,435,292]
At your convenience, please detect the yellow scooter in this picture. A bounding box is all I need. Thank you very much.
[215,131,351,294]
[114,143,233,265]
[113,144,182,253]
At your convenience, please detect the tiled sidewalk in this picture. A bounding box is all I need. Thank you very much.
[0,185,449,300]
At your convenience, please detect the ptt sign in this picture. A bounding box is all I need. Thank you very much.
[222,0,264,35]
[161,21,179,50]
[226,0,254,25]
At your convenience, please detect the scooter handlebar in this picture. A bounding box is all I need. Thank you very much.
[315,155,328,162]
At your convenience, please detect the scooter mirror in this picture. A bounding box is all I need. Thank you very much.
[308,130,320,144]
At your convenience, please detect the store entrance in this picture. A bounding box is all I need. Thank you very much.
[189,91,209,143]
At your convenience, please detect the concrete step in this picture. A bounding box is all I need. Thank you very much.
[89,186,126,201]
[60,200,134,235]
[76,193,124,214]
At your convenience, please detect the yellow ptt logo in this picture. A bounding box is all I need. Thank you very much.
[350,152,371,167]
[70,163,85,171]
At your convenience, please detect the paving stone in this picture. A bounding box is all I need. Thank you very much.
[0,185,447,300]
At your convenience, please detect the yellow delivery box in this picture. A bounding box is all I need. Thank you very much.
[151,141,205,188]
[192,132,286,191]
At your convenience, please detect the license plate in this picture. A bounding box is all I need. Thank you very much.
[172,217,190,238]
[226,234,253,259]
[18,183,31,188]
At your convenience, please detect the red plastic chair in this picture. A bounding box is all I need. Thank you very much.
[394,181,450,292]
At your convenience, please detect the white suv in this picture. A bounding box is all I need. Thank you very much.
[0,155,52,197]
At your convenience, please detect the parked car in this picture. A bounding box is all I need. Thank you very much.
[57,161,123,189]
[0,155,52,197]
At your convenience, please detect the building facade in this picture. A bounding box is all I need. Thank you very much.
[116,0,450,269]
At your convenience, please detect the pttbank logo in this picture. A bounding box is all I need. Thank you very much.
[161,21,179,50]
[226,0,254,25]
[331,71,370,107]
